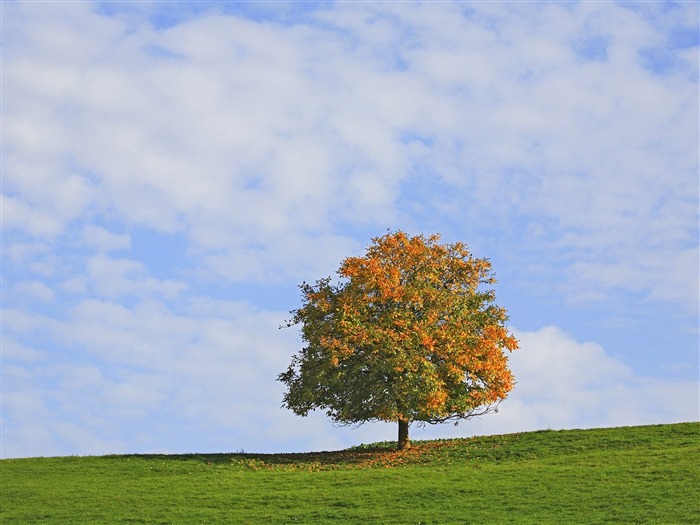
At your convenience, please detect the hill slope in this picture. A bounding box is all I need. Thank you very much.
[2,422,698,524]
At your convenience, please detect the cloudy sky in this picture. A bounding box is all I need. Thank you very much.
[2,1,698,459]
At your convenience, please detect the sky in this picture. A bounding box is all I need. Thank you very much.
[1,0,698,459]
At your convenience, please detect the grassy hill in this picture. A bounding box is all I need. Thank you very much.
[1,422,698,524]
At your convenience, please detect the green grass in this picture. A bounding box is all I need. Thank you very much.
[2,422,698,524]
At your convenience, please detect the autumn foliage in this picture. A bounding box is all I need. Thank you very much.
[278,231,518,449]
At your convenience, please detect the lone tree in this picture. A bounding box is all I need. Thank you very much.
[278,231,518,450]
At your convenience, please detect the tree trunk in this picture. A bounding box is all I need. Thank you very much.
[398,419,410,450]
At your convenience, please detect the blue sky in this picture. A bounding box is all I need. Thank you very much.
[2,0,698,458]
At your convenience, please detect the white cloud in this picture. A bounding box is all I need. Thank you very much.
[569,246,700,310]
[4,1,696,299]
[0,338,45,363]
[1,194,66,238]
[81,226,131,253]
[2,424,63,459]
[460,326,699,436]
[84,255,187,300]
[14,280,56,303]
[2,294,346,456]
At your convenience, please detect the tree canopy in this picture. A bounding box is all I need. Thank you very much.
[278,231,519,449]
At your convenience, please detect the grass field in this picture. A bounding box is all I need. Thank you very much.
[2,422,698,524]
